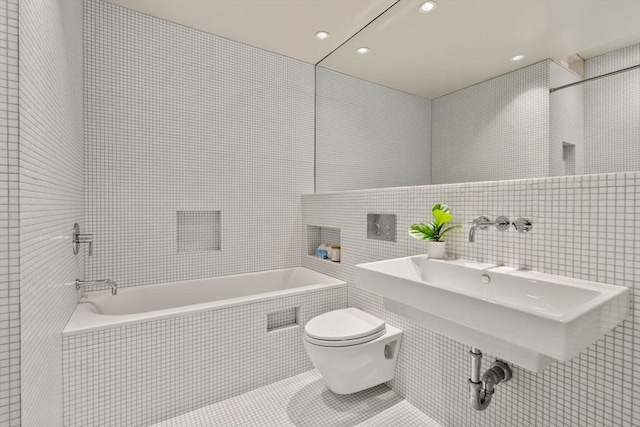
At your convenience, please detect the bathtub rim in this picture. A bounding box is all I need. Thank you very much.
[63,268,346,336]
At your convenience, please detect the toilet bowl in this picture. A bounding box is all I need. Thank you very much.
[303,307,403,394]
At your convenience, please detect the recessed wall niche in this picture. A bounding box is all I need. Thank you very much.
[307,225,341,262]
[177,210,221,253]
[267,307,299,332]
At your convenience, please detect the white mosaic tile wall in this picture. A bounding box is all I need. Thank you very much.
[585,44,640,174]
[0,1,19,425]
[431,61,550,184]
[84,0,314,289]
[315,67,431,192]
[62,286,347,427]
[19,0,85,426]
[549,61,584,177]
[302,171,639,427]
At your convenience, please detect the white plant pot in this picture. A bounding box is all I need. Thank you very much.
[426,241,446,259]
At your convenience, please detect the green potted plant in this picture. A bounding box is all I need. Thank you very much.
[409,203,462,259]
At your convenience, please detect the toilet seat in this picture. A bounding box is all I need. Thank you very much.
[304,308,386,347]
[304,328,386,347]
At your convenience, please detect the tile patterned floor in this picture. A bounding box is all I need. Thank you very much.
[152,370,441,427]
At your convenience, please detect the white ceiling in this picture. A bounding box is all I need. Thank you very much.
[320,0,640,98]
[104,0,640,99]
[104,0,398,64]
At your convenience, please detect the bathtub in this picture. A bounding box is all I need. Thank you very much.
[63,267,348,426]
[64,267,346,335]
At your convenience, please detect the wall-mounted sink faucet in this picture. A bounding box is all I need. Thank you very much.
[469,216,509,242]
[76,279,118,296]
[469,216,532,242]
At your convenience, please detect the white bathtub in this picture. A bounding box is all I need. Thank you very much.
[64,267,346,335]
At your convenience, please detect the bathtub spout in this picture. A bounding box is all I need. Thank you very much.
[76,279,118,295]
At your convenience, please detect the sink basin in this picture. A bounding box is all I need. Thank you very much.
[355,255,630,372]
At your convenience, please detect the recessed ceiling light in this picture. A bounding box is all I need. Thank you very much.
[356,47,370,55]
[315,31,330,40]
[419,1,437,13]
[511,54,525,62]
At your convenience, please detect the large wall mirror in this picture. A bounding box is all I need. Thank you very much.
[315,0,640,192]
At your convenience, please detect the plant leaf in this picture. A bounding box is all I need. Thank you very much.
[409,223,436,240]
[432,209,453,226]
[439,224,463,239]
[432,203,450,214]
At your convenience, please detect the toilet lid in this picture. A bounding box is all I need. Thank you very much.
[304,308,386,341]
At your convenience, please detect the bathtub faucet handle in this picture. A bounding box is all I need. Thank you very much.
[73,223,94,256]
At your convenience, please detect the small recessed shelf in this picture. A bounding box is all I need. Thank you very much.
[267,307,299,332]
[177,210,221,253]
[307,225,341,263]
[562,142,576,175]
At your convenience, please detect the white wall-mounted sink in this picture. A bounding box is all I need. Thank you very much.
[355,255,630,372]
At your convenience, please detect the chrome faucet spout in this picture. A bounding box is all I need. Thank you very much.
[106,279,118,296]
[76,279,118,295]
[469,216,511,243]
[469,216,493,242]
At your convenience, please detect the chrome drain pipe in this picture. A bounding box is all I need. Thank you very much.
[468,347,512,411]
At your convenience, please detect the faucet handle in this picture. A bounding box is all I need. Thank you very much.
[513,218,533,233]
[77,233,93,256]
[494,216,510,231]
[73,223,94,256]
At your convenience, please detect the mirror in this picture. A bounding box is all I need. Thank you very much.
[315,0,640,192]
[550,56,640,176]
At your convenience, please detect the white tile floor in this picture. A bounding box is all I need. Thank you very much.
[152,370,441,427]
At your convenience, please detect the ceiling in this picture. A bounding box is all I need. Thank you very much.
[105,0,640,99]
[319,0,640,98]
[104,0,398,64]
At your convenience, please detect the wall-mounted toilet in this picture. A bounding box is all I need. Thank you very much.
[303,307,403,394]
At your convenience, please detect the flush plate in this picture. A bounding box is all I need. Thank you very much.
[367,214,396,242]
